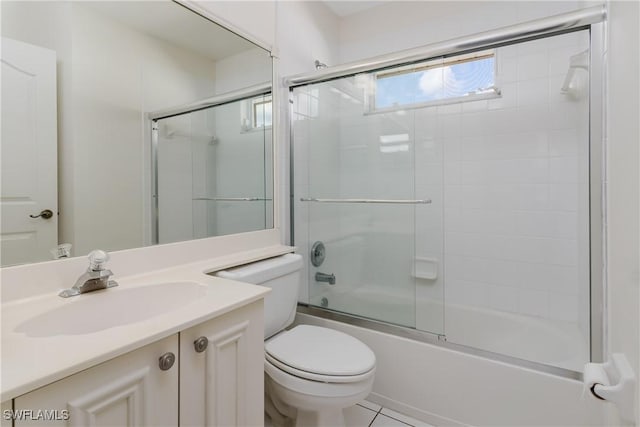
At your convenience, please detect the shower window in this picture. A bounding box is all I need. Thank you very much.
[252,95,272,128]
[241,94,272,131]
[371,50,497,111]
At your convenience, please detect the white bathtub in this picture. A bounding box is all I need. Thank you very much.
[295,311,605,426]
[445,303,588,371]
[312,286,588,371]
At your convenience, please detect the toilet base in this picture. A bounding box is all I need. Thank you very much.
[295,408,346,427]
[264,369,373,427]
[265,380,348,427]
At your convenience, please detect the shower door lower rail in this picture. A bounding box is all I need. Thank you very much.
[300,198,431,204]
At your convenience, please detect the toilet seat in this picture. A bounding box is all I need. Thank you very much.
[265,325,376,383]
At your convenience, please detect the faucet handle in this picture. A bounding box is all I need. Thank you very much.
[88,250,110,271]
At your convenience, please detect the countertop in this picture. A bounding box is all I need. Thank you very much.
[1,247,292,402]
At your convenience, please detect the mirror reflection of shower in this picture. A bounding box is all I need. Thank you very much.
[150,88,273,245]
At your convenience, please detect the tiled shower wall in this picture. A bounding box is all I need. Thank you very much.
[439,31,590,357]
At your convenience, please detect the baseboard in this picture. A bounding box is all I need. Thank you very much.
[367,392,470,427]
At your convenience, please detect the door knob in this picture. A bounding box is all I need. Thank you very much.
[29,209,54,219]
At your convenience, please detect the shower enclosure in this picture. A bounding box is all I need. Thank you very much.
[149,86,273,245]
[291,11,603,374]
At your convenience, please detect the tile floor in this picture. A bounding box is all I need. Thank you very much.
[266,400,434,427]
[344,400,434,427]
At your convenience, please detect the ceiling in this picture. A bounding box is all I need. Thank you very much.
[323,1,384,17]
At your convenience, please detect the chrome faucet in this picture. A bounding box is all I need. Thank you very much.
[315,272,336,285]
[59,250,118,298]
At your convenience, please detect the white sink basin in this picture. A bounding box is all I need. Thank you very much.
[14,282,207,337]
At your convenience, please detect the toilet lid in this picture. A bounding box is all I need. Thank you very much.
[265,325,375,377]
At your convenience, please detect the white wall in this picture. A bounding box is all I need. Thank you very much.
[71,3,218,255]
[337,1,591,63]
[214,48,273,94]
[605,1,640,425]
[275,1,340,76]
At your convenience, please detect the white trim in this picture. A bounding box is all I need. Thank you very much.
[365,89,501,115]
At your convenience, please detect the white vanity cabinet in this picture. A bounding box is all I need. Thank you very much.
[2,401,12,427]
[12,300,264,427]
[14,335,179,426]
[179,300,264,426]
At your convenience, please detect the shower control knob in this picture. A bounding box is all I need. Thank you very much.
[194,336,209,353]
[158,352,176,371]
[311,241,326,267]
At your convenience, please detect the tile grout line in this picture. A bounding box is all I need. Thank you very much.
[368,412,379,427]
[358,402,425,427]
[378,406,421,427]
[382,412,416,427]
[366,404,383,427]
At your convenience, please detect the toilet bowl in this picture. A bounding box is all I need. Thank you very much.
[215,254,376,427]
[265,324,375,426]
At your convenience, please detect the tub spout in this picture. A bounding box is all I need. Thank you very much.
[315,272,336,285]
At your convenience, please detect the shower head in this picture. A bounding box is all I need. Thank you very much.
[561,50,589,94]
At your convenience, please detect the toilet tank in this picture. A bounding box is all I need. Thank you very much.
[215,254,303,339]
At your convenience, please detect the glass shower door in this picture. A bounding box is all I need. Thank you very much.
[292,28,593,371]
[155,94,272,244]
[293,75,444,334]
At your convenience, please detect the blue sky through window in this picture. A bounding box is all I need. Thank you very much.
[375,55,495,109]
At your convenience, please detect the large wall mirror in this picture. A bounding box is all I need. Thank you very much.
[1,1,274,267]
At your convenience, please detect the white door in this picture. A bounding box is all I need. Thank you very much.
[1,37,58,266]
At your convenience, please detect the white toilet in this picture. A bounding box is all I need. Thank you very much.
[216,254,376,427]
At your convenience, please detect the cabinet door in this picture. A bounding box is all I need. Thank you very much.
[180,300,264,427]
[14,335,178,427]
[1,401,11,427]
